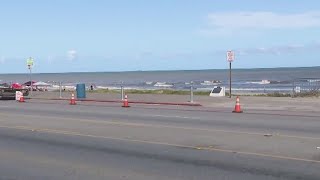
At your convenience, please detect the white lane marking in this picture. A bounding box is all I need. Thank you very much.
[0,106,10,108]
[151,114,201,119]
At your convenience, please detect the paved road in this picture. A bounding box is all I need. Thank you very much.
[0,100,320,180]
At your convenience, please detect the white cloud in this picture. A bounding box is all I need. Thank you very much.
[207,11,320,29]
[0,56,5,64]
[67,50,77,61]
[233,43,320,56]
[47,55,54,64]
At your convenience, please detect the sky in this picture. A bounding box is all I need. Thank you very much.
[0,0,319,73]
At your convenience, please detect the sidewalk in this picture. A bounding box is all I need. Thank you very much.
[29,91,320,112]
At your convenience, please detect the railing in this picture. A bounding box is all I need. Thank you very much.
[292,78,320,97]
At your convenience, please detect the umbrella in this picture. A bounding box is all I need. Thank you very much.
[11,83,22,89]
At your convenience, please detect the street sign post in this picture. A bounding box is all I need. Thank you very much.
[227,51,235,98]
[27,57,34,96]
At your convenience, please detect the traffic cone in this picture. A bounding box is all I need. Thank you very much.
[70,93,76,105]
[232,96,243,113]
[19,94,25,103]
[122,94,130,108]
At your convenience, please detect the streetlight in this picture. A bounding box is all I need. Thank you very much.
[27,57,34,96]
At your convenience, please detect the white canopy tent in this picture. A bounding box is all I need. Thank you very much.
[33,81,51,86]
[32,81,52,91]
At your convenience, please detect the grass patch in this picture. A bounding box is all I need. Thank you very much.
[238,92,291,97]
[265,92,292,97]
[293,90,320,97]
[59,88,320,97]
[238,91,320,97]
[87,89,120,94]
[87,89,211,96]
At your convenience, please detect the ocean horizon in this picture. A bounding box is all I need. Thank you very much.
[1,65,319,75]
[1,66,319,93]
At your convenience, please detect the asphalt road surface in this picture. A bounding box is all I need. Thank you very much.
[0,100,319,180]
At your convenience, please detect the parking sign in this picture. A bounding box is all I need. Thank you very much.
[227,51,235,62]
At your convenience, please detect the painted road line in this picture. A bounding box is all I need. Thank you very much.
[0,124,319,164]
[0,112,320,141]
[0,106,10,108]
[151,114,201,119]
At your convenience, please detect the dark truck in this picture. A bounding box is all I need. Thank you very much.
[0,88,29,100]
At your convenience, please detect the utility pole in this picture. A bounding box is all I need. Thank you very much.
[229,61,232,98]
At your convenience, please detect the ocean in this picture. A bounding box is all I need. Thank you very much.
[1,67,320,93]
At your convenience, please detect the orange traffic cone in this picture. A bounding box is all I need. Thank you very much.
[19,94,25,103]
[122,95,130,108]
[232,96,243,113]
[70,93,76,105]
